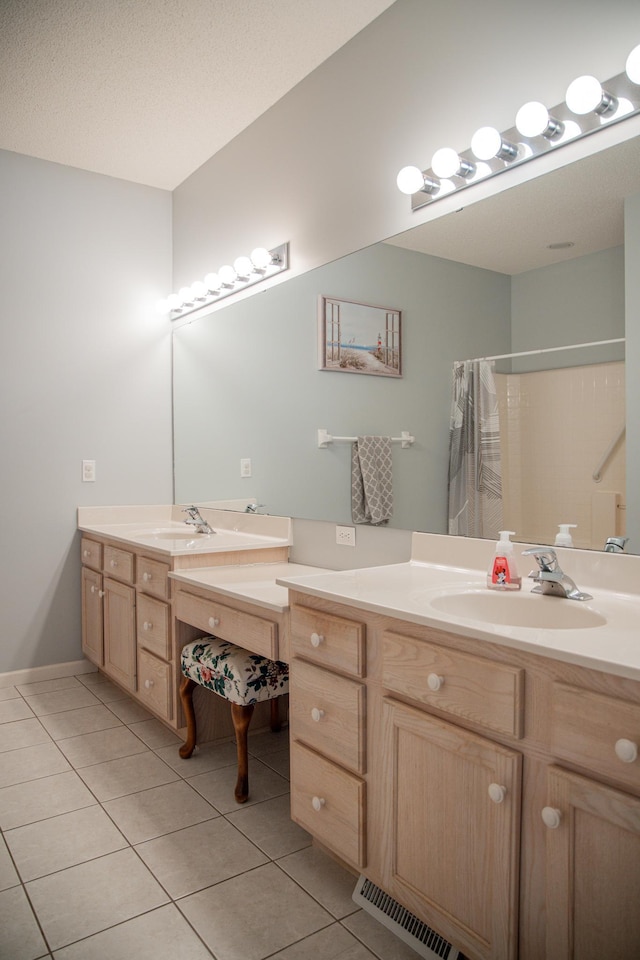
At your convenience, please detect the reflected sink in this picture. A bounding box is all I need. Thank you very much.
[429,590,606,630]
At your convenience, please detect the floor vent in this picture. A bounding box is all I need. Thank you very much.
[352,876,460,959]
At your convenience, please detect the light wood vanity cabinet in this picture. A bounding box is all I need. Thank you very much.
[286,591,640,960]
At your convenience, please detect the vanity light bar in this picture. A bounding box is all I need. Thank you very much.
[398,46,640,212]
[158,242,289,320]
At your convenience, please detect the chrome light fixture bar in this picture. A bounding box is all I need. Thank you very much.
[398,48,640,212]
[158,242,289,320]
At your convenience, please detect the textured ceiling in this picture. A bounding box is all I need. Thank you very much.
[0,0,395,189]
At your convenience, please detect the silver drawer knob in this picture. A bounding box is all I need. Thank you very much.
[541,806,562,829]
[311,796,326,812]
[310,632,324,647]
[488,783,507,804]
[615,738,638,764]
[208,617,220,629]
[311,708,325,722]
[427,673,444,692]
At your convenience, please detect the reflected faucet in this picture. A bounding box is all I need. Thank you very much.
[522,548,592,601]
[245,503,265,513]
[604,537,629,553]
[182,506,214,535]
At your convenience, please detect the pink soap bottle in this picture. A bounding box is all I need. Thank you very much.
[487,531,522,591]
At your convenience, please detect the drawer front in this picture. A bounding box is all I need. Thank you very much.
[290,605,365,678]
[103,545,135,584]
[175,591,278,660]
[81,537,102,571]
[552,683,640,792]
[290,740,366,869]
[137,556,170,601]
[137,648,173,721]
[136,594,170,660]
[382,631,524,739]
[290,659,366,774]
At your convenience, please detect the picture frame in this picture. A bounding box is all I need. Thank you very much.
[318,295,402,377]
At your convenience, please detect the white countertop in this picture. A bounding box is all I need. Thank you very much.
[170,562,332,612]
[277,557,640,681]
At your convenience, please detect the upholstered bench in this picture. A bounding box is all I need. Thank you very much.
[179,637,289,803]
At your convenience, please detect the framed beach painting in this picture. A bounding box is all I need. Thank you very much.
[318,295,402,377]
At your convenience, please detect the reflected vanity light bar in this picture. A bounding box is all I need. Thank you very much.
[398,46,640,212]
[158,242,290,320]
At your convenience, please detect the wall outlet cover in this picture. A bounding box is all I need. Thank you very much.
[336,524,356,546]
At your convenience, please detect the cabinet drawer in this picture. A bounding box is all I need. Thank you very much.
[290,740,366,869]
[290,605,365,677]
[137,594,170,660]
[137,648,173,721]
[137,556,170,601]
[175,591,278,660]
[81,537,102,571]
[290,659,365,775]
[103,545,135,584]
[382,631,524,739]
[551,683,640,792]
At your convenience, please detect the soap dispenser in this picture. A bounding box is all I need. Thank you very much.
[487,531,522,590]
[555,524,577,547]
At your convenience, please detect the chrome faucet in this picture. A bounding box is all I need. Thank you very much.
[522,548,592,601]
[604,537,629,553]
[244,503,265,514]
[182,506,214,535]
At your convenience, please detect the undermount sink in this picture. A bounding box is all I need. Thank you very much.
[131,527,214,540]
[429,590,606,630]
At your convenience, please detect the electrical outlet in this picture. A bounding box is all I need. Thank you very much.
[82,460,96,482]
[240,458,252,477]
[336,524,356,546]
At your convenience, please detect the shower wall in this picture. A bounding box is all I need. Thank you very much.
[496,361,626,550]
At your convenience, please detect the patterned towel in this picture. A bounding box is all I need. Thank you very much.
[351,436,394,525]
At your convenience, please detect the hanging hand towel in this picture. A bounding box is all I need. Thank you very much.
[351,436,394,525]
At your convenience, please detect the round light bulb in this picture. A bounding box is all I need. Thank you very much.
[234,256,254,277]
[626,44,640,84]
[218,264,237,285]
[204,272,221,292]
[178,286,193,304]
[250,247,272,269]
[471,126,502,161]
[190,280,207,299]
[167,293,182,311]
[566,75,604,114]
[431,147,462,179]
[396,165,426,195]
[516,101,550,137]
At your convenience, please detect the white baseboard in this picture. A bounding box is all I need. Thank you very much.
[0,659,98,689]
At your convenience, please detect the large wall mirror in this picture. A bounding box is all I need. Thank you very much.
[173,136,639,553]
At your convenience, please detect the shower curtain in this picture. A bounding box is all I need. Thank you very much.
[447,359,503,539]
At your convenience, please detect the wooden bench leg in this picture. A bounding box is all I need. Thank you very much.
[179,676,198,759]
[270,697,282,733]
[231,702,255,803]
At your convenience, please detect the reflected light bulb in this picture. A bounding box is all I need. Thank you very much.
[218,264,237,284]
[251,247,272,269]
[167,293,182,311]
[566,75,605,114]
[178,286,193,304]
[190,280,207,299]
[234,256,254,277]
[204,272,221,292]
[626,44,640,84]
[396,165,426,194]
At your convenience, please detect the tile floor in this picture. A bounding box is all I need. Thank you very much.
[0,671,420,960]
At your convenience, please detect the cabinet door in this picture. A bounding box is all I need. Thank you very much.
[103,577,136,692]
[380,698,521,960]
[81,566,103,666]
[544,765,640,959]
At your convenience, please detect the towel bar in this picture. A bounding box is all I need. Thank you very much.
[317,428,415,448]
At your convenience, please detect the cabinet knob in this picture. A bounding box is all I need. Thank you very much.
[614,738,638,764]
[98,590,105,598]
[143,621,153,631]
[427,673,444,692]
[144,679,154,689]
[310,632,324,648]
[311,708,325,722]
[208,617,220,629]
[311,796,326,812]
[142,572,151,582]
[110,559,118,567]
[541,806,562,829]
[90,585,97,594]
[488,783,507,804]
[83,549,90,558]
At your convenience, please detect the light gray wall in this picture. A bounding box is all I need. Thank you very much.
[625,193,640,552]
[0,150,173,673]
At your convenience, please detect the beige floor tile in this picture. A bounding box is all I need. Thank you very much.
[227,793,310,859]
[155,737,237,776]
[0,698,34,724]
[0,741,71,789]
[278,846,360,920]
[38,704,123,740]
[89,680,131,703]
[258,746,291,780]
[0,718,51,753]
[188,757,290,814]
[105,697,155,724]
[6,804,127,881]
[269,923,378,959]
[26,848,168,951]
[248,728,291,759]
[128,717,183,748]
[179,861,332,960]
[0,885,49,960]
[52,903,214,960]
[77,750,179,801]
[135,816,267,898]
[17,676,82,697]
[342,910,427,960]
[24,686,101,717]
[55,724,148,768]
[103,779,218,843]
[0,835,20,891]
[0,686,20,701]
[0,770,96,830]
[75,671,105,687]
